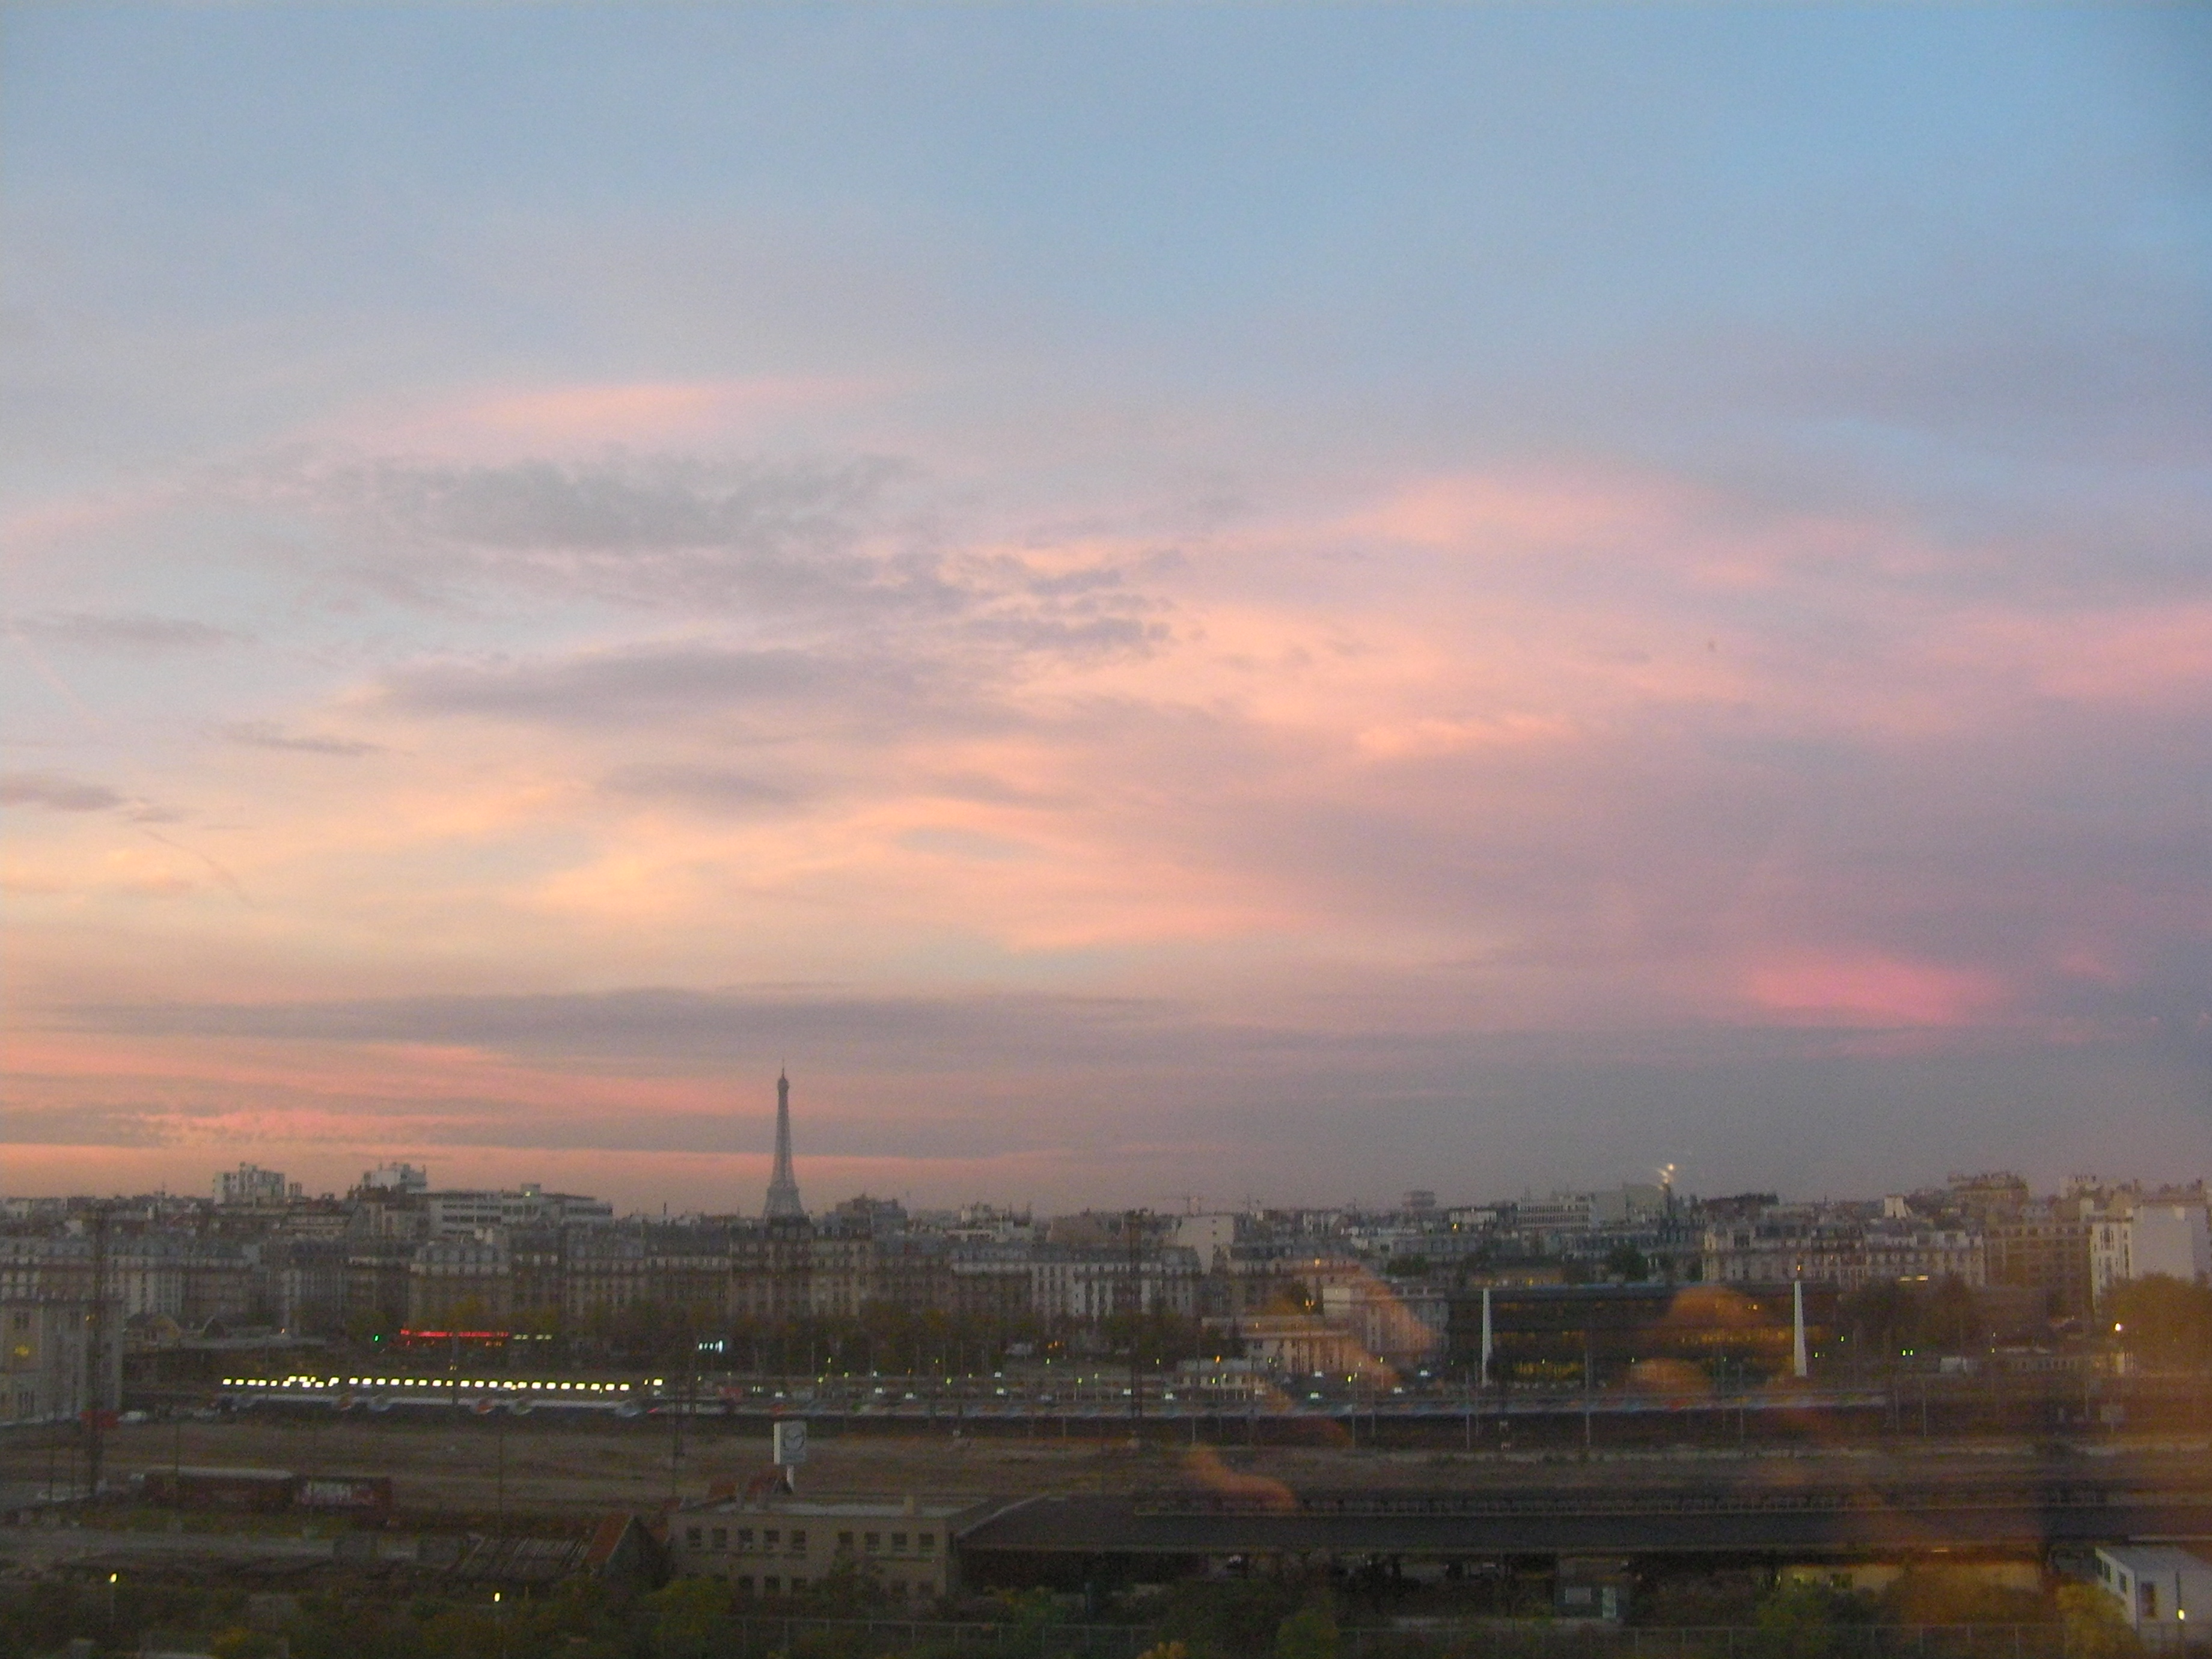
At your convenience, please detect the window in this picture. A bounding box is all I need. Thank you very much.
[686,1527,702,1547]
[2142,1583,2158,1619]
[893,1532,908,1551]
[891,1580,908,1596]
[791,1530,807,1551]
[790,1575,807,1590]
[764,1577,781,1594]
[738,1528,754,1548]
[839,1531,855,1551]
[865,1532,881,1552]
[765,1529,780,1548]
[739,1577,754,1593]
[920,1533,935,1553]
[712,1528,727,1551]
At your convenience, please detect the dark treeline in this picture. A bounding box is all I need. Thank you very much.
[0,1570,2149,1659]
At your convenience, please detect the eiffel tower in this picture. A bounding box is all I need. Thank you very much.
[763,1066,806,1220]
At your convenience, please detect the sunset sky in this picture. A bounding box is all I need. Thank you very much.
[3,6,2208,1213]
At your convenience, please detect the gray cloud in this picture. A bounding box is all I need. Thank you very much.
[270,450,1176,674]
[1,771,127,812]
[363,454,902,554]
[53,986,1180,1069]
[599,762,798,814]
[286,451,954,624]
[0,1107,179,1148]
[380,641,963,736]
[7,611,248,651]
[216,720,384,757]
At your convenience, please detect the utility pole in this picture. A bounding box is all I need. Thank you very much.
[670,1316,692,1506]
[86,1203,110,1500]
[1125,1210,1147,1432]
[1479,1286,1493,1389]
[1581,1325,1594,1456]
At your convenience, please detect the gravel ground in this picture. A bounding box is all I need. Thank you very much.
[4,1420,2204,1521]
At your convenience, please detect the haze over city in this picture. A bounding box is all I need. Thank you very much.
[3,7,2208,1213]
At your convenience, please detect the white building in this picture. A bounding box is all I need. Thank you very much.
[2092,1545,2212,1639]
[215,1163,299,1205]
[1173,1212,1260,1268]
[2090,1203,2211,1302]
[425,1184,614,1236]
[361,1163,429,1194]
[1590,1184,1669,1227]
[1028,1245,1199,1321]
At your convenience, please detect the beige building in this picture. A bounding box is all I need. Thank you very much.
[669,1494,998,1599]
[2,1298,120,1427]
[1702,1218,1985,1289]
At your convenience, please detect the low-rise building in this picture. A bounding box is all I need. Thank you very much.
[2091,1544,2212,1640]
[1223,1313,1378,1379]
[668,1494,997,1599]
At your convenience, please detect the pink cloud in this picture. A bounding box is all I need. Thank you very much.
[1743,952,2011,1028]
[1347,469,1684,552]
[332,375,885,457]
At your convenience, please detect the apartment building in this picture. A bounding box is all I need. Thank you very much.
[1702,1214,1986,1289]
[2089,1202,2211,1302]
[1,1298,120,1427]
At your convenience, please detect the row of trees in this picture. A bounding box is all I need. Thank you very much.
[0,1559,2157,1659]
[1839,1271,2212,1367]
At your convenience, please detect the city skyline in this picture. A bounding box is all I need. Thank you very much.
[8,1114,2207,1227]
[4,8,2208,1213]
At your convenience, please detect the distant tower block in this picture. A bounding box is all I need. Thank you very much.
[764,1067,806,1220]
